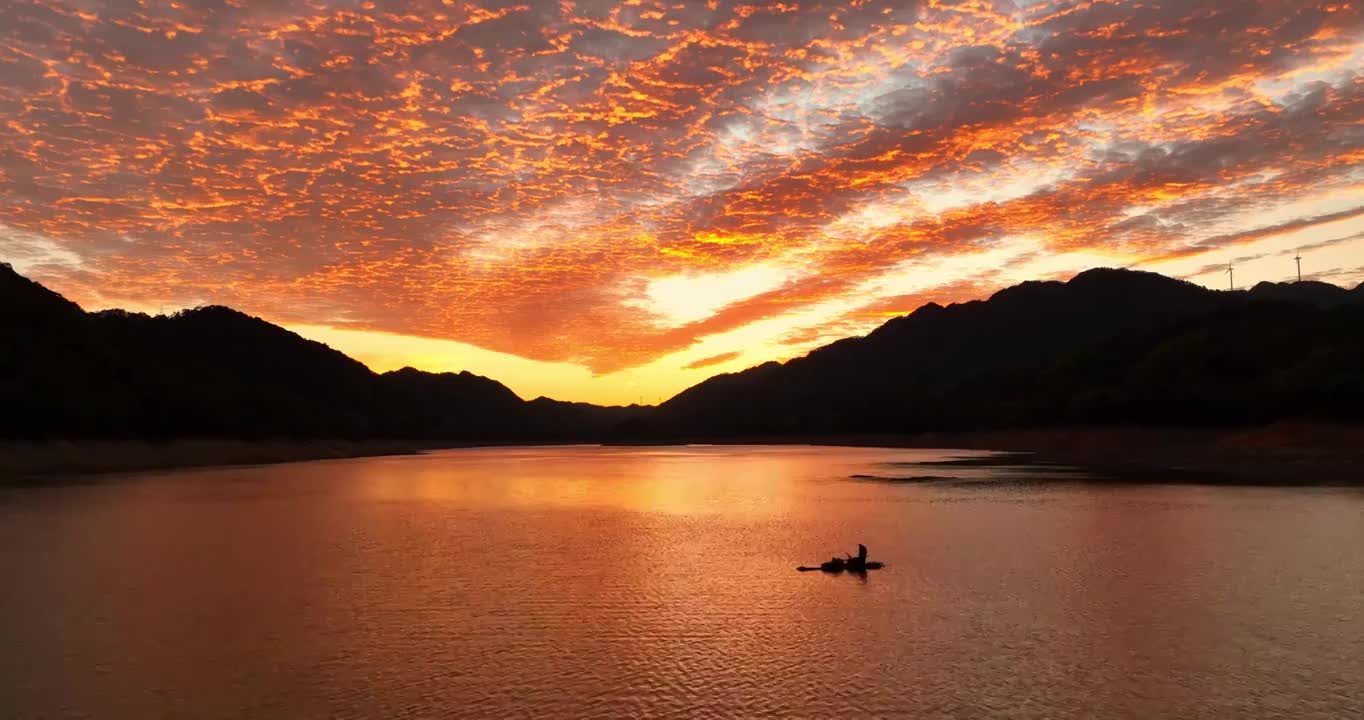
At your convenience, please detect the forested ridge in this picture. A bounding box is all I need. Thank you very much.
[5,263,1361,443]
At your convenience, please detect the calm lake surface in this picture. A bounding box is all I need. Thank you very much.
[1,445,1361,719]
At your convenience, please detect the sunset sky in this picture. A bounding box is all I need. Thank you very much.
[2,0,1362,404]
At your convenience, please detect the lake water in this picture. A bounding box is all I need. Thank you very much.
[1,445,1361,718]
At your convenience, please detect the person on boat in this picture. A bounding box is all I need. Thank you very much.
[847,544,868,571]
[799,544,877,572]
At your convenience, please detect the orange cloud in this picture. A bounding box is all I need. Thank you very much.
[2,0,1362,401]
[682,351,742,371]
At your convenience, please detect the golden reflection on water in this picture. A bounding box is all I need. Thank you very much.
[348,445,854,517]
[1,447,1360,719]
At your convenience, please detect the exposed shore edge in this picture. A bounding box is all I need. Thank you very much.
[4,423,1361,485]
[621,423,1364,486]
[0,439,427,481]
[913,425,1364,486]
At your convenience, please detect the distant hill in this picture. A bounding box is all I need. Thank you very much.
[1245,279,1360,306]
[4,263,1362,445]
[0,263,644,442]
[629,268,1364,439]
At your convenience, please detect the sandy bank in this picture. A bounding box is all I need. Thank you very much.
[0,439,425,481]
[771,423,1364,486]
[5,423,1361,485]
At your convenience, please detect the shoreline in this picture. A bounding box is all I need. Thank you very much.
[0,439,427,482]
[3,423,1361,486]
[0,438,608,482]
[627,423,1364,487]
[909,425,1364,486]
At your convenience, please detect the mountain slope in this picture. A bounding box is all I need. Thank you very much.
[0,263,640,441]
[640,268,1364,438]
[5,262,1362,444]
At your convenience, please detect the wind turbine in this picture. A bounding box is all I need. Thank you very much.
[1226,262,1234,291]
[1294,250,1302,282]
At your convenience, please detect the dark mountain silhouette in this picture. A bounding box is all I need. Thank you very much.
[375,367,528,440]
[631,268,1364,439]
[1245,279,1357,306]
[0,263,643,442]
[4,262,1362,446]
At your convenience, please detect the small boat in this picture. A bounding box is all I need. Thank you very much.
[796,560,885,573]
[796,557,847,572]
[797,546,884,573]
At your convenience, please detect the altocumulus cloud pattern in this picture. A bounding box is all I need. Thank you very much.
[2,0,1362,385]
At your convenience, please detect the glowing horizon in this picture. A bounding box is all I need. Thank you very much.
[3,0,1363,404]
